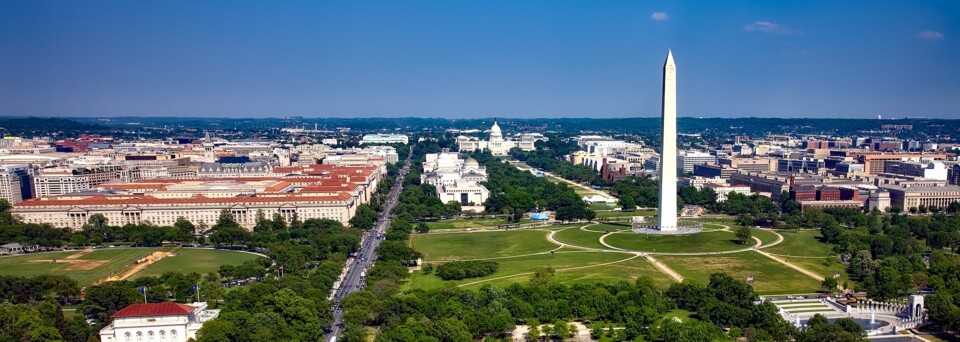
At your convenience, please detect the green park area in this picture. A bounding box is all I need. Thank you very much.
[409,221,828,295]
[0,247,267,287]
[763,229,835,257]
[589,203,619,210]
[411,229,558,261]
[762,229,852,284]
[425,217,533,230]
[553,223,629,249]
[603,230,750,253]
[133,248,265,278]
[657,252,821,294]
[0,248,155,286]
[595,210,656,219]
[408,247,674,290]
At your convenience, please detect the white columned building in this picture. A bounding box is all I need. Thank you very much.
[658,50,679,231]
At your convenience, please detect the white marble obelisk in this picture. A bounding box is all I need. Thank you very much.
[658,50,678,231]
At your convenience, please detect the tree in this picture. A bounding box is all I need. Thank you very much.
[415,222,430,234]
[87,214,109,230]
[821,277,838,292]
[173,217,196,241]
[349,204,377,230]
[619,196,637,211]
[213,209,239,230]
[271,212,288,231]
[735,226,752,245]
[947,201,960,214]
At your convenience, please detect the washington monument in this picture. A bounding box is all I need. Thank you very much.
[658,50,678,231]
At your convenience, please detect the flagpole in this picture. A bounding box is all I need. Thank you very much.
[143,288,147,303]
[196,284,200,302]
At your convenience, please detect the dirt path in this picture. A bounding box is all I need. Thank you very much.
[753,249,824,281]
[644,254,684,282]
[457,254,641,288]
[97,251,173,284]
[63,249,93,259]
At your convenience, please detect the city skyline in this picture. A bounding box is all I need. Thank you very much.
[2,1,959,119]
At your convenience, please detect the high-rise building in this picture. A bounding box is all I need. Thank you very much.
[658,50,678,231]
[677,151,716,174]
[0,165,33,204]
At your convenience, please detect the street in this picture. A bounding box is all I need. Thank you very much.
[324,152,411,341]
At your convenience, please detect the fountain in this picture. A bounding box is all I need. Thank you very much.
[870,311,876,325]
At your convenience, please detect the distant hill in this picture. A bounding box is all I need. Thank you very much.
[0,117,110,137]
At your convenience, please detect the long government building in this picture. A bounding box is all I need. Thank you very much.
[11,164,384,230]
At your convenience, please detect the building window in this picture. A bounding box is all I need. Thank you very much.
[125,332,131,342]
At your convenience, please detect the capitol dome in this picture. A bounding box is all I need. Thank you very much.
[465,157,479,167]
[490,121,503,141]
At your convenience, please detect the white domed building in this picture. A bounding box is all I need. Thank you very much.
[421,152,489,212]
[457,121,537,156]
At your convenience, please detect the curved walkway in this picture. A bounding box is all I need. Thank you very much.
[596,230,762,256]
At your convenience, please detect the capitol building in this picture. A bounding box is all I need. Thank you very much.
[456,121,540,156]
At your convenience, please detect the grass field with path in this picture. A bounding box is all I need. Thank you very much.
[554,227,608,249]
[0,248,156,286]
[763,230,835,257]
[426,217,533,230]
[751,228,781,246]
[657,253,821,294]
[409,250,673,290]
[134,248,265,278]
[596,210,655,218]
[603,230,748,253]
[590,203,619,210]
[412,229,558,261]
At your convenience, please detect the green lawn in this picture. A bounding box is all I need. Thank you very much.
[0,248,156,287]
[603,230,749,253]
[408,251,672,290]
[412,230,558,261]
[554,226,608,249]
[590,203,619,210]
[135,248,265,279]
[751,228,781,246]
[596,210,656,218]
[426,217,533,230]
[780,256,852,285]
[763,230,836,257]
[657,252,821,294]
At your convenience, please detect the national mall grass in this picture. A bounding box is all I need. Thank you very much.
[133,248,265,278]
[657,252,821,294]
[0,248,266,286]
[408,250,673,290]
[0,248,155,286]
[425,217,533,230]
[411,229,558,261]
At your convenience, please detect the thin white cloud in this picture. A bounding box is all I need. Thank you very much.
[650,12,669,21]
[744,21,801,35]
[918,31,944,41]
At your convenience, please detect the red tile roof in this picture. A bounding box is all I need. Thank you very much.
[112,303,194,318]
[15,192,353,207]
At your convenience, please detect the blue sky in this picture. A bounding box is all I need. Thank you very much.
[1,1,957,119]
